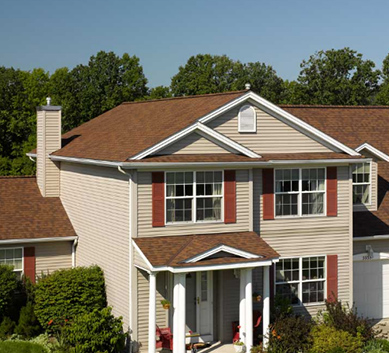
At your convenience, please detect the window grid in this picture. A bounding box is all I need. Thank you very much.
[165,171,224,224]
[275,256,326,306]
[275,168,326,218]
[352,163,371,205]
[0,248,23,277]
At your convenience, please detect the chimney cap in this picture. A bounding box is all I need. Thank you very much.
[245,83,251,90]
[37,97,61,111]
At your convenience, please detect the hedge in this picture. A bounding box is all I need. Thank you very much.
[0,265,19,321]
[34,266,107,333]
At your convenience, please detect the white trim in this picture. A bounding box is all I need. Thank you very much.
[132,241,154,271]
[353,252,389,262]
[49,154,370,169]
[26,152,37,158]
[238,105,257,133]
[0,247,24,276]
[355,143,389,162]
[0,236,77,245]
[354,235,389,241]
[130,91,359,160]
[184,244,261,263]
[351,161,372,206]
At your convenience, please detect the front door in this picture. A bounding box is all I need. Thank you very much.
[196,271,213,342]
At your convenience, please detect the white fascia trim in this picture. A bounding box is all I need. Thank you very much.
[26,153,37,158]
[0,236,77,245]
[199,91,360,157]
[196,123,260,158]
[354,234,389,242]
[132,241,153,271]
[184,244,261,264]
[355,143,389,162]
[50,155,123,168]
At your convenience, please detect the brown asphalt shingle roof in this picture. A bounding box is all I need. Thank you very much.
[0,176,76,241]
[52,91,247,162]
[134,232,279,268]
[280,105,389,238]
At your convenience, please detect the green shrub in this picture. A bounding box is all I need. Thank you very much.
[34,266,107,333]
[320,298,377,342]
[62,307,126,353]
[0,265,19,321]
[271,294,293,321]
[364,339,389,353]
[15,302,42,339]
[0,340,47,353]
[310,325,363,353]
[0,317,15,340]
[267,315,313,353]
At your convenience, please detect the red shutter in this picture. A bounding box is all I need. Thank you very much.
[327,254,338,302]
[24,247,36,284]
[263,169,274,220]
[224,170,236,224]
[327,167,337,217]
[152,172,165,227]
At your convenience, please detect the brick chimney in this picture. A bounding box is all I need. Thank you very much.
[36,98,61,197]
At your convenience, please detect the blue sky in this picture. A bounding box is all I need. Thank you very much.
[1,0,389,88]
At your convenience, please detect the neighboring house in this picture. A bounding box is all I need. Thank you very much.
[2,89,388,352]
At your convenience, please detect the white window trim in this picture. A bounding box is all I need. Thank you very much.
[184,245,261,263]
[275,255,327,307]
[352,162,372,206]
[164,170,224,225]
[238,105,257,133]
[0,247,24,276]
[274,167,327,219]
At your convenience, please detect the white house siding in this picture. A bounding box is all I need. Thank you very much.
[60,163,130,327]
[206,103,336,154]
[254,166,353,316]
[137,169,250,237]
[156,132,232,155]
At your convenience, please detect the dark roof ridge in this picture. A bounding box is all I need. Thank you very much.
[121,90,247,105]
[0,175,36,179]
[280,104,389,109]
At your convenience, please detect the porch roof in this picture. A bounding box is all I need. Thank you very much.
[133,231,279,272]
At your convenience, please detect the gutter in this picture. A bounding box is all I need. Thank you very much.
[49,155,370,169]
[0,236,77,245]
[71,237,78,268]
[354,235,389,242]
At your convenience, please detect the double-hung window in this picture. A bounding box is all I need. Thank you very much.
[352,163,370,205]
[275,256,326,305]
[0,248,23,279]
[275,168,325,217]
[166,171,223,223]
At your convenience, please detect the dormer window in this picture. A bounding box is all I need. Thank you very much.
[352,162,370,205]
[238,105,256,132]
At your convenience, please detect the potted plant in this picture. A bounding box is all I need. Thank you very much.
[233,340,246,353]
[252,292,262,302]
[161,299,171,310]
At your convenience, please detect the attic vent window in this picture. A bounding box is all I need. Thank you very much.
[238,105,256,132]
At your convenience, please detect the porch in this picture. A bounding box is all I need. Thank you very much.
[133,232,279,353]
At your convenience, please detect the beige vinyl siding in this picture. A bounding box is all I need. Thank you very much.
[37,110,61,197]
[354,161,377,212]
[254,166,353,316]
[60,162,130,326]
[0,242,72,276]
[157,132,232,155]
[353,239,389,255]
[134,246,149,270]
[207,103,335,154]
[137,270,168,352]
[137,170,250,237]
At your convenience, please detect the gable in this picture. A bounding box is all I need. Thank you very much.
[206,102,338,154]
[155,131,236,155]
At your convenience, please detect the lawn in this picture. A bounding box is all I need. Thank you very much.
[0,341,46,353]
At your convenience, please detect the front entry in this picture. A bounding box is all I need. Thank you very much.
[196,271,213,342]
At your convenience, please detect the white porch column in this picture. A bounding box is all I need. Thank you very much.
[245,268,253,351]
[262,266,270,349]
[239,269,247,344]
[173,273,186,353]
[148,272,157,353]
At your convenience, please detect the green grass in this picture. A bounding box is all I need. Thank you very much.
[0,341,47,353]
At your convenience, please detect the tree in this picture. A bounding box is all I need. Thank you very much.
[147,85,172,100]
[375,53,389,105]
[291,48,380,105]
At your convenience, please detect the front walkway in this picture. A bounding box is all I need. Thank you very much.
[197,342,234,353]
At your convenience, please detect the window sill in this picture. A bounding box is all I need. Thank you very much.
[274,214,326,220]
[165,221,224,226]
[292,302,325,308]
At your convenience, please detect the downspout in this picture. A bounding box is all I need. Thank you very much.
[71,238,78,268]
[118,166,134,353]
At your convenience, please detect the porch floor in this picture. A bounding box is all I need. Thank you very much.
[196,342,234,353]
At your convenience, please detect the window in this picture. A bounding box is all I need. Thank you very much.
[275,168,325,217]
[352,163,370,205]
[275,256,326,305]
[0,248,23,278]
[238,105,256,132]
[166,171,223,223]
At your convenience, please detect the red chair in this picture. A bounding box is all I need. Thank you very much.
[156,326,173,350]
[232,314,262,343]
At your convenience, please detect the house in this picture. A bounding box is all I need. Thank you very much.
[2,88,389,352]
